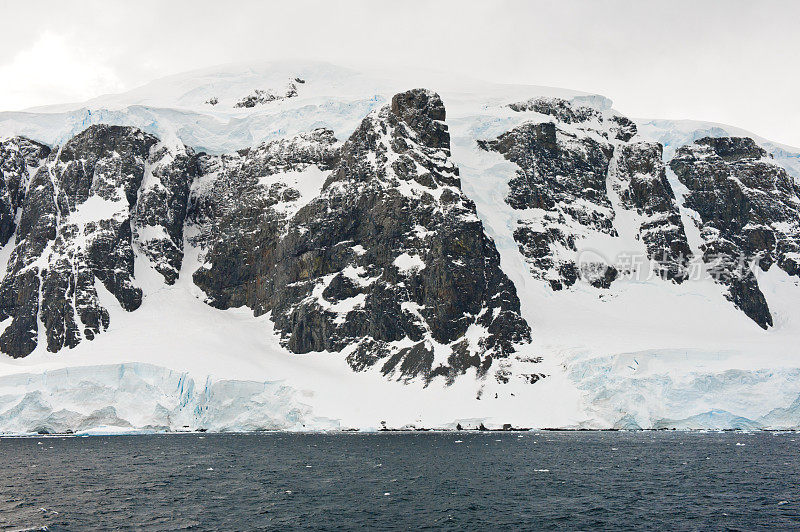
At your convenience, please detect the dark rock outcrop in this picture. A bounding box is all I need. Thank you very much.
[234,81,300,108]
[670,136,800,328]
[480,120,616,290]
[612,141,692,281]
[509,96,637,141]
[509,97,602,124]
[194,89,532,382]
[0,125,196,357]
[0,137,50,245]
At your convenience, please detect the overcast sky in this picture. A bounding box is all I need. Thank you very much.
[1,0,798,146]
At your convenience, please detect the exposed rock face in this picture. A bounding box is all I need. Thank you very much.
[194,89,532,382]
[3,87,795,379]
[134,144,200,284]
[0,137,51,245]
[611,142,692,281]
[234,81,300,108]
[508,97,637,141]
[0,91,533,380]
[480,120,617,290]
[190,128,340,308]
[482,97,695,289]
[0,125,197,357]
[608,116,638,143]
[509,97,602,124]
[670,137,800,328]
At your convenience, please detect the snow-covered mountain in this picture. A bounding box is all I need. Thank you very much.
[1,62,799,433]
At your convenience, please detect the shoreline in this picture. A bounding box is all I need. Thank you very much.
[2,427,797,438]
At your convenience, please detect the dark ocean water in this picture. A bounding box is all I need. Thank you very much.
[1,431,799,531]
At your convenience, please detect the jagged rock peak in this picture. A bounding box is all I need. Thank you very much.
[323,88,457,191]
[390,88,448,147]
[59,124,158,163]
[193,88,533,384]
[0,136,51,166]
[392,88,445,120]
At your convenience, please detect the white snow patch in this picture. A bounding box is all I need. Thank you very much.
[66,196,126,225]
[393,252,425,273]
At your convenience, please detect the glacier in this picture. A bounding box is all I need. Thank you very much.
[2,354,799,433]
[0,362,339,434]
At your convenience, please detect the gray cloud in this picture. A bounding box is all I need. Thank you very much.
[1,0,798,146]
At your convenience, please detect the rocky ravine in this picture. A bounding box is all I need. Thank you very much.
[0,88,798,377]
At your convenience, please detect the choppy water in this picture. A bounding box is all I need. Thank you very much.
[1,431,799,530]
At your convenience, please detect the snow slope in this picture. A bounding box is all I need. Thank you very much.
[1,62,799,433]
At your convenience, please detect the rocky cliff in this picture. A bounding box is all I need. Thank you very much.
[1,63,800,431]
[192,90,531,382]
[480,97,693,289]
[0,126,198,357]
[0,90,533,387]
[670,137,800,328]
[0,82,798,384]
